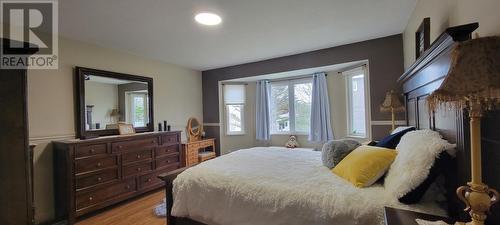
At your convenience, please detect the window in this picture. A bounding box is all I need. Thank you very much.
[126,92,148,127]
[270,79,312,134]
[345,67,369,138]
[224,84,246,135]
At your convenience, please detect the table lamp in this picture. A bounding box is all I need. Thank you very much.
[380,90,405,131]
[428,36,500,225]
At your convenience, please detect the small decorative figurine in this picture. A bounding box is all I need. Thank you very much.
[158,123,162,131]
[285,135,299,148]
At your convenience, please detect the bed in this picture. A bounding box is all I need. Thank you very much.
[159,23,494,225]
[170,147,446,225]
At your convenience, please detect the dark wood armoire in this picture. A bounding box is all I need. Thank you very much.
[0,39,37,225]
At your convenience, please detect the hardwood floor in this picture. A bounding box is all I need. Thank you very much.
[76,190,166,225]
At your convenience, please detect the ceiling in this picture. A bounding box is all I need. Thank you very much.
[59,0,416,71]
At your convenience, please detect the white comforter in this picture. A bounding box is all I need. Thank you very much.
[172,147,444,225]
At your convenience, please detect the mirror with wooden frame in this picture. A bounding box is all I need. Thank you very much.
[75,67,154,138]
[187,117,203,142]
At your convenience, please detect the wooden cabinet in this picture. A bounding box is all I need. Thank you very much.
[183,138,216,167]
[0,68,36,225]
[53,131,182,224]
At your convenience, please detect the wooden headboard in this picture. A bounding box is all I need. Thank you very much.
[399,23,500,224]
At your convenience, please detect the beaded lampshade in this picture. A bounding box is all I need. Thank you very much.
[380,90,405,113]
[428,36,500,111]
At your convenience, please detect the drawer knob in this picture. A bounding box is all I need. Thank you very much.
[89,196,93,201]
[166,160,170,163]
[118,145,122,149]
[96,162,102,167]
[136,168,142,172]
[90,149,95,153]
[97,177,102,182]
[136,155,141,159]
[126,185,131,189]
[147,178,152,182]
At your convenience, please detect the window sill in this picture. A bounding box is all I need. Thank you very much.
[226,133,246,136]
[346,135,367,139]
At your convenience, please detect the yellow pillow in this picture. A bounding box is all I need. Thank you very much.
[332,145,397,188]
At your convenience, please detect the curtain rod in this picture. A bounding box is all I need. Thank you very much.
[221,82,248,85]
[266,72,328,83]
[337,64,367,74]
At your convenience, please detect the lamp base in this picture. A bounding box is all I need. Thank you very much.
[456,183,499,225]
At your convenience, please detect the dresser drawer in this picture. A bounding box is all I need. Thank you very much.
[156,154,180,169]
[123,161,153,178]
[76,179,136,210]
[161,134,179,145]
[122,149,153,164]
[75,155,118,174]
[75,168,119,190]
[76,143,107,158]
[155,144,179,158]
[139,172,163,189]
[111,137,158,152]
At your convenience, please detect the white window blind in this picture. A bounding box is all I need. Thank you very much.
[224,84,245,104]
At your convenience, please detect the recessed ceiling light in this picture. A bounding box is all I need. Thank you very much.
[195,12,222,26]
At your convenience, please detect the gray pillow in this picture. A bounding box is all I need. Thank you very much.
[321,139,361,169]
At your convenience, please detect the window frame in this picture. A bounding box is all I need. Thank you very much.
[269,78,312,135]
[344,66,371,139]
[125,91,149,127]
[223,84,246,136]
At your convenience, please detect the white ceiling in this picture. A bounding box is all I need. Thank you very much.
[59,0,416,71]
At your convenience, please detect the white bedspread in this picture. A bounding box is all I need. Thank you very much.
[172,147,445,225]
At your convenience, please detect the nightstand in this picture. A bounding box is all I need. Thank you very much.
[384,207,454,225]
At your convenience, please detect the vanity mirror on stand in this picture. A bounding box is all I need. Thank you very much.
[183,117,216,167]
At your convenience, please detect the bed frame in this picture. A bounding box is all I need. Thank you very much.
[159,22,500,225]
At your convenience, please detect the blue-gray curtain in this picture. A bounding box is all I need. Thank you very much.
[256,80,271,140]
[309,72,334,142]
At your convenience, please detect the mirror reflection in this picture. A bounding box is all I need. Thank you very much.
[84,74,149,131]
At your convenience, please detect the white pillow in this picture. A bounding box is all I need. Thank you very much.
[384,129,456,198]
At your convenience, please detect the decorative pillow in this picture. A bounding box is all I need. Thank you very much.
[398,151,453,204]
[391,126,416,135]
[384,130,456,201]
[332,145,397,188]
[321,139,361,169]
[376,127,416,149]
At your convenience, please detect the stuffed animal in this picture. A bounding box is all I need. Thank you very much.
[285,135,300,148]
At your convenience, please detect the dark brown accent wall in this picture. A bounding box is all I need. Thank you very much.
[202,34,405,145]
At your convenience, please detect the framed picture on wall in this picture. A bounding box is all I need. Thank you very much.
[415,17,430,59]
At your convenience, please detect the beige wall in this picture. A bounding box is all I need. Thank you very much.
[219,69,365,152]
[28,37,202,224]
[84,81,119,128]
[403,0,500,68]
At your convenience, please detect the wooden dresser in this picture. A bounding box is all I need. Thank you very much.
[53,131,183,224]
[183,138,216,167]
